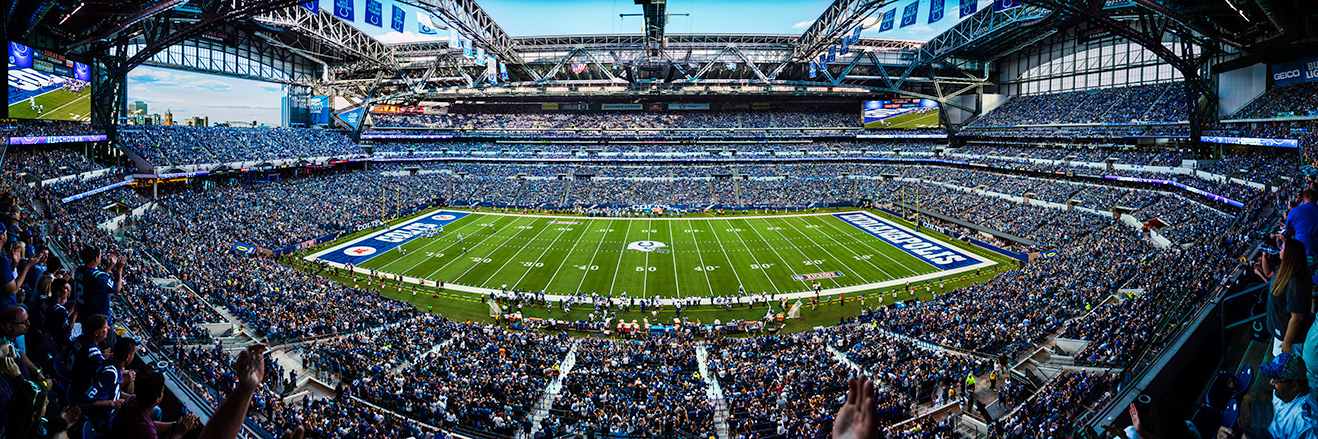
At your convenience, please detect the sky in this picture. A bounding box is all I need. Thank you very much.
[125,0,1002,127]
[127,66,284,126]
[342,0,1001,42]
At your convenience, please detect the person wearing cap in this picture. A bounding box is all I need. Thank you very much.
[1263,353,1318,439]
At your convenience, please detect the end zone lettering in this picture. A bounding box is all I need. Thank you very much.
[314,210,469,265]
[834,212,976,270]
[376,223,439,243]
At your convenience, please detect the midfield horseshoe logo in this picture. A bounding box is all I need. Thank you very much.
[626,241,668,252]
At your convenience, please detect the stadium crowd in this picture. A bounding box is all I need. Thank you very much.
[117,126,364,166]
[0,94,1300,439]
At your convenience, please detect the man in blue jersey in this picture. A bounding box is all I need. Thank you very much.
[73,246,125,326]
[78,337,136,438]
[1263,353,1318,439]
[70,314,110,401]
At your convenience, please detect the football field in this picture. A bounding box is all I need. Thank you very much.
[7,88,91,121]
[863,109,941,129]
[309,209,996,300]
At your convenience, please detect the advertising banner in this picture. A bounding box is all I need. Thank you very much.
[1271,55,1318,88]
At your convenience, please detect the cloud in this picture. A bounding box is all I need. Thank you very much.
[374,31,448,44]
[259,83,284,92]
[202,104,278,110]
[791,20,814,30]
[128,68,181,85]
[907,24,932,32]
[181,79,232,92]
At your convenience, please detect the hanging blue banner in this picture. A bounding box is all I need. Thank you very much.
[929,0,945,23]
[333,0,352,21]
[301,0,318,13]
[879,10,895,31]
[390,5,404,32]
[960,0,977,18]
[840,43,849,56]
[995,0,1022,11]
[809,61,818,78]
[365,0,383,27]
[852,25,863,44]
[827,46,837,62]
[499,62,509,80]
[417,12,437,34]
[901,2,919,28]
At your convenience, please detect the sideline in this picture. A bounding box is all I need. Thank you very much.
[306,208,1000,305]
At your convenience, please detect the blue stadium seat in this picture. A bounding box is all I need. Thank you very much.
[1205,371,1238,410]
[1234,366,1253,400]
[1192,405,1223,439]
[1221,398,1239,431]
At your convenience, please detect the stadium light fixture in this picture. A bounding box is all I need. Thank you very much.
[59,3,85,25]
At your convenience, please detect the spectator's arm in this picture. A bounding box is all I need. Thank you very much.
[197,345,265,439]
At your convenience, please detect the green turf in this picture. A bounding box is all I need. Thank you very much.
[863,109,941,129]
[351,211,965,298]
[288,208,1018,333]
[7,87,91,121]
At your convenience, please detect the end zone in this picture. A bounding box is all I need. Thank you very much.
[308,210,469,265]
[833,211,990,270]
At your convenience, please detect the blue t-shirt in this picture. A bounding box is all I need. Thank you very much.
[0,255,13,286]
[1288,202,1318,258]
[80,362,120,430]
[74,266,115,320]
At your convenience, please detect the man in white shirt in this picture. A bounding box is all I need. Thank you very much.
[1264,353,1318,439]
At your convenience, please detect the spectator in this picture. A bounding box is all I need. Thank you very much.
[107,370,203,438]
[1256,237,1313,356]
[1261,353,1318,439]
[72,246,125,326]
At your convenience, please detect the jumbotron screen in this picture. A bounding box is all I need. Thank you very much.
[7,41,91,122]
[862,98,940,129]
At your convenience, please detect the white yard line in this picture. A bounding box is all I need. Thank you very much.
[685,217,716,293]
[608,221,635,296]
[573,219,618,295]
[508,220,579,290]
[421,217,536,281]
[377,216,507,272]
[467,217,556,285]
[816,214,925,276]
[312,208,999,305]
[664,218,685,297]
[720,219,784,295]
[754,217,844,288]
[788,216,892,281]
[538,219,597,293]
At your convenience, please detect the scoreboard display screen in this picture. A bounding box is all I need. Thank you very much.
[862,98,940,129]
[8,41,91,122]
